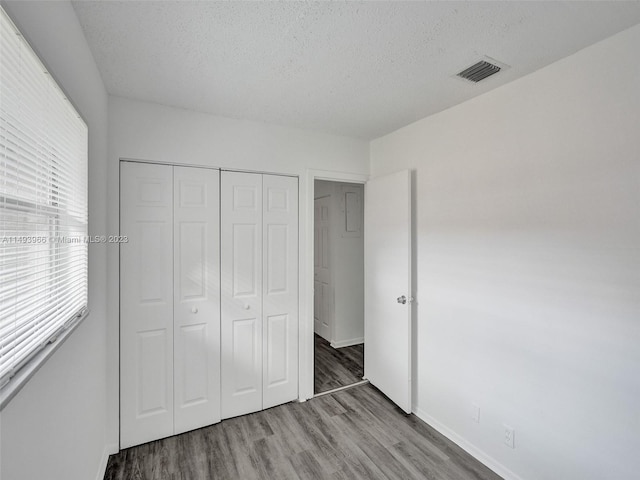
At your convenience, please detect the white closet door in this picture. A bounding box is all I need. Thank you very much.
[221,172,263,418]
[262,175,298,409]
[173,166,221,434]
[120,162,174,448]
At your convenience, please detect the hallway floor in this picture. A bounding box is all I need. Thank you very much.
[314,334,364,394]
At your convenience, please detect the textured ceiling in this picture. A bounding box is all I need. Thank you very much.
[72,1,640,139]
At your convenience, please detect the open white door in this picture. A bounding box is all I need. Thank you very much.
[364,169,412,413]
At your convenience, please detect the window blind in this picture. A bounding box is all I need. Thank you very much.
[0,7,88,387]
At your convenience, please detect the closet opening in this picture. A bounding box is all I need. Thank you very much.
[313,180,366,396]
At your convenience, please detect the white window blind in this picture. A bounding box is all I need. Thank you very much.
[0,7,88,388]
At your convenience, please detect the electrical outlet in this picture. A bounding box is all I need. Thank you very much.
[504,425,515,448]
[472,404,480,423]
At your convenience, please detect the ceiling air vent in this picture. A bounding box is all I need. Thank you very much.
[457,60,501,83]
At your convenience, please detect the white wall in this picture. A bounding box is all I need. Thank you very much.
[314,180,365,347]
[371,24,640,480]
[0,2,110,480]
[106,96,369,433]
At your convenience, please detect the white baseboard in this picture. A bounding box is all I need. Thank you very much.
[95,442,118,480]
[330,337,364,348]
[413,407,525,480]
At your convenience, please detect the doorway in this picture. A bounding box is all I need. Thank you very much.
[313,180,365,395]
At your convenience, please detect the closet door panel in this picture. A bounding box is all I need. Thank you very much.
[120,162,174,448]
[221,172,263,418]
[173,167,221,435]
[262,175,299,409]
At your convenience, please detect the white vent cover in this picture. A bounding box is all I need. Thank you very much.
[456,57,509,83]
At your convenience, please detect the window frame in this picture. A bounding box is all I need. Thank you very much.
[0,6,90,410]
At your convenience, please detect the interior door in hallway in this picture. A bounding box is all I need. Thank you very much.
[364,169,413,414]
[314,195,331,341]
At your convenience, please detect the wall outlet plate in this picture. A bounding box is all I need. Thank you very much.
[472,403,480,423]
[504,424,515,448]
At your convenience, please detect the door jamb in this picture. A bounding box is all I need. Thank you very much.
[299,169,368,402]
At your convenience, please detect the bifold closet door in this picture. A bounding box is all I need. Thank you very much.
[262,174,298,410]
[173,166,221,435]
[120,162,221,448]
[221,172,299,419]
[120,162,174,448]
[221,172,263,418]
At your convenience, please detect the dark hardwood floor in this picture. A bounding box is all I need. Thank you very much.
[314,334,364,394]
[105,384,502,480]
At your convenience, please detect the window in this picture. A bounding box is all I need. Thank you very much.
[0,7,88,391]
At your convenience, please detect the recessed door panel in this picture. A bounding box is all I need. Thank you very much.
[221,171,263,419]
[174,166,220,435]
[179,181,206,207]
[137,329,169,417]
[263,174,298,409]
[321,284,330,332]
[233,186,258,211]
[138,221,171,303]
[232,224,258,297]
[321,222,329,269]
[178,324,208,406]
[265,314,288,387]
[137,180,166,205]
[314,280,321,333]
[266,224,288,294]
[178,222,206,301]
[121,162,174,448]
[232,318,260,394]
[267,187,289,212]
[314,207,320,269]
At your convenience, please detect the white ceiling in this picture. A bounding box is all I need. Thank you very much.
[72,1,640,139]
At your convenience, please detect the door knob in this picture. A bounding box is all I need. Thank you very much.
[244,304,250,310]
[397,295,407,304]
[191,307,198,314]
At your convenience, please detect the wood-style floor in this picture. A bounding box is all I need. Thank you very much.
[314,334,364,394]
[104,384,502,480]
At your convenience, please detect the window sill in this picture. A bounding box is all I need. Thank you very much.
[0,309,90,411]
